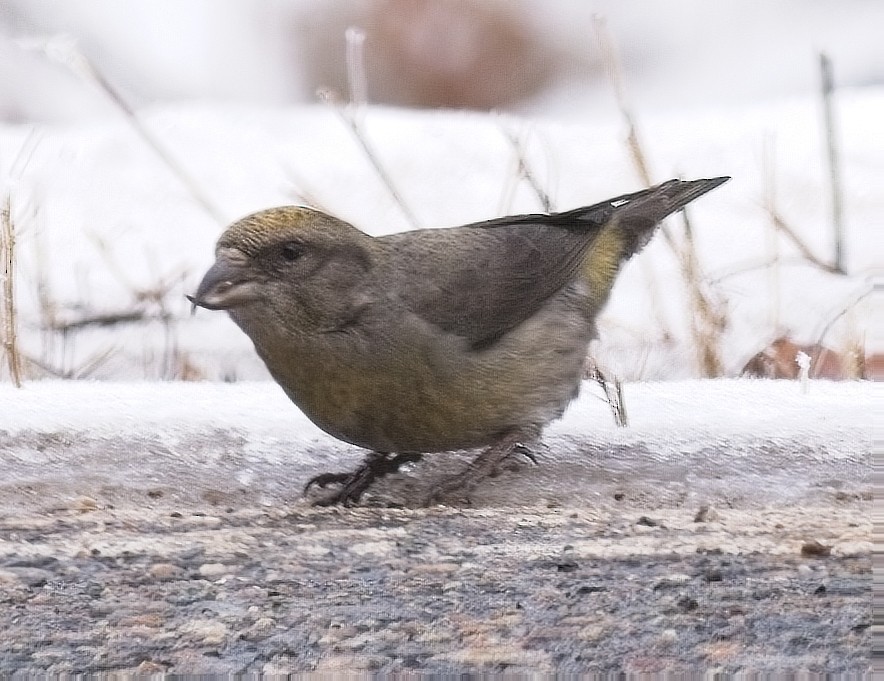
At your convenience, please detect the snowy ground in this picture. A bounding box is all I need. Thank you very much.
[0,379,872,673]
[1,87,880,382]
[0,377,873,510]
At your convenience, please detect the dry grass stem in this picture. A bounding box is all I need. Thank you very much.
[595,16,725,376]
[31,37,226,226]
[1,193,23,386]
[317,28,420,229]
[46,224,189,378]
[17,352,67,379]
[346,27,368,111]
[281,162,333,213]
[705,256,828,286]
[762,134,782,332]
[87,67,227,226]
[49,309,167,333]
[498,154,520,217]
[814,281,874,348]
[23,345,118,380]
[767,208,842,275]
[760,93,841,276]
[70,347,118,379]
[319,90,420,229]
[8,128,43,180]
[500,127,554,213]
[594,16,674,255]
[593,17,652,186]
[679,211,725,377]
[585,359,628,427]
[594,15,675,345]
[819,52,845,274]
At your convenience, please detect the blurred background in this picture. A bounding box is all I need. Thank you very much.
[1,0,882,122]
[0,0,880,384]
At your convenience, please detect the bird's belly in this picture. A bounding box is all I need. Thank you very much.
[301,369,575,453]
[282,333,588,454]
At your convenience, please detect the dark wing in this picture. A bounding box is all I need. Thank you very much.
[378,216,601,350]
[378,177,729,349]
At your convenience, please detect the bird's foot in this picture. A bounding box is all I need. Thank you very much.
[512,442,539,465]
[423,428,539,506]
[304,451,422,506]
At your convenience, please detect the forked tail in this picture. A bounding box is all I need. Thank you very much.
[580,176,729,307]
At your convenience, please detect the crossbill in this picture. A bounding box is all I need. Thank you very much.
[191,177,729,505]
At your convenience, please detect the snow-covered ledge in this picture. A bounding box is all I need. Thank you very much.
[0,379,871,513]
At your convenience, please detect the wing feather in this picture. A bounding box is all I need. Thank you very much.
[376,177,728,349]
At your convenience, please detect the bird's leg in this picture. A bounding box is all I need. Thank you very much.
[424,427,540,506]
[304,451,422,506]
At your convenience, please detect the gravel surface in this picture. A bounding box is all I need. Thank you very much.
[0,381,872,674]
[0,477,871,675]
[0,502,872,675]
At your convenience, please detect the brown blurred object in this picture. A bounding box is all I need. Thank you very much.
[863,353,883,381]
[741,336,876,380]
[300,0,559,110]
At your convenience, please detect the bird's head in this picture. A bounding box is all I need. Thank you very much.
[189,206,373,333]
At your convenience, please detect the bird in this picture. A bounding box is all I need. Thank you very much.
[190,176,729,505]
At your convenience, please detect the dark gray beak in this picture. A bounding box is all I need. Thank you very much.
[187,252,261,313]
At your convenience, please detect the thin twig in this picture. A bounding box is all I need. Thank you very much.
[680,210,725,376]
[281,161,333,213]
[706,255,808,285]
[614,379,627,426]
[71,347,118,379]
[346,27,368,112]
[25,36,226,225]
[585,359,628,427]
[317,27,419,228]
[767,208,842,275]
[49,310,172,333]
[8,128,43,184]
[593,17,651,184]
[87,68,227,226]
[819,52,845,274]
[595,16,725,376]
[17,352,69,379]
[497,152,521,217]
[320,90,420,229]
[814,280,874,347]
[500,127,554,212]
[1,193,23,386]
[593,17,679,249]
[753,59,844,278]
[21,346,118,380]
[593,16,676,347]
[762,132,781,332]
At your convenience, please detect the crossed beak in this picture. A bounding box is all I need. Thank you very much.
[188,250,261,312]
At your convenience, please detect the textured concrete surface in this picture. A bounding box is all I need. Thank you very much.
[0,379,872,673]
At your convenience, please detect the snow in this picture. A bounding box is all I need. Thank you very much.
[0,377,873,445]
[1,88,880,382]
[0,376,872,513]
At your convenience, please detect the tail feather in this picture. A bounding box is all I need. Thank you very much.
[580,176,729,307]
[613,176,730,251]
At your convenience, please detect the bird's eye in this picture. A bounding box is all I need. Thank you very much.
[280,243,302,262]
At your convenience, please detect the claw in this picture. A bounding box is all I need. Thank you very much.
[423,428,539,506]
[302,452,423,506]
[513,442,538,465]
[303,471,354,494]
